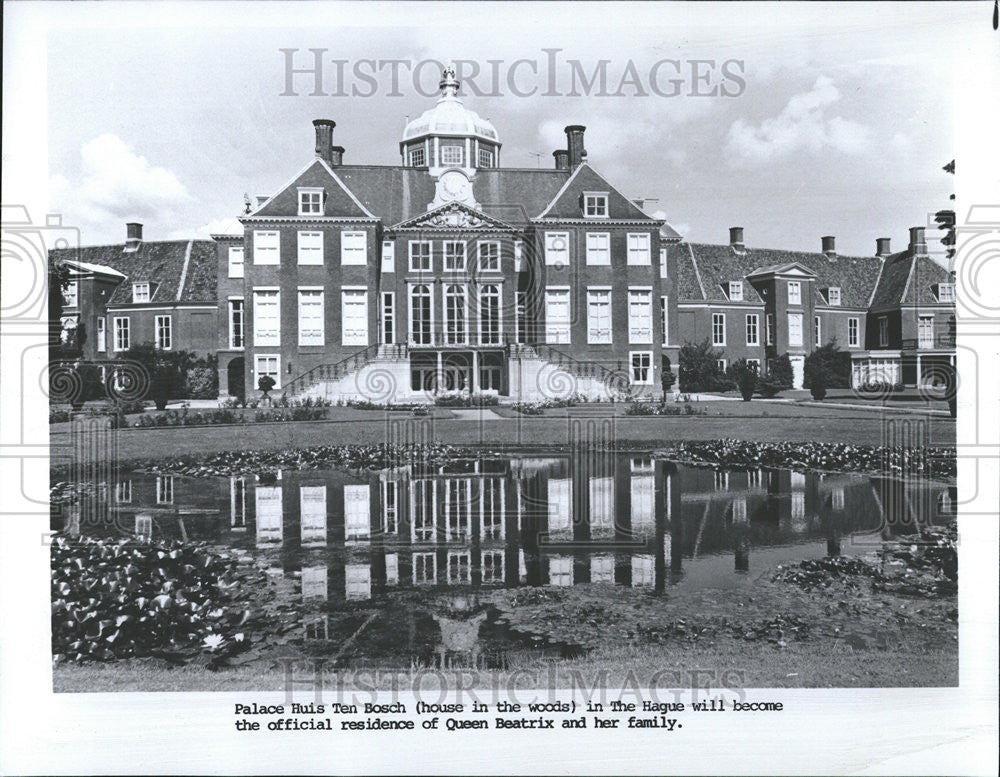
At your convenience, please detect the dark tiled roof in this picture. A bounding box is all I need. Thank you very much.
[538,163,653,221]
[869,251,911,308]
[49,240,217,304]
[669,243,705,300]
[903,254,954,305]
[804,253,884,308]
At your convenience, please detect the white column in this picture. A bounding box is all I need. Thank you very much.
[436,351,443,394]
[471,350,479,394]
[916,353,922,386]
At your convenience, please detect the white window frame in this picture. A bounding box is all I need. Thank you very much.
[583,192,609,218]
[938,283,955,303]
[477,147,495,169]
[444,283,468,345]
[252,289,280,346]
[477,240,500,272]
[728,281,744,301]
[717,358,727,373]
[827,287,841,306]
[628,288,653,344]
[63,281,78,308]
[409,284,434,346]
[587,288,612,345]
[154,314,172,350]
[513,240,524,272]
[745,313,759,346]
[918,315,935,348]
[544,232,570,267]
[627,233,652,265]
[443,241,467,272]
[787,280,802,306]
[341,288,369,346]
[630,351,653,385]
[814,315,821,346]
[253,230,280,265]
[228,246,245,278]
[848,316,860,347]
[156,475,174,505]
[746,358,761,372]
[544,287,571,344]
[340,230,367,266]
[788,312,803,347]
[659,247,668,279]
[132,282,150,303]
[712,312,726,346]
[409,240,432,272]
[478,283,502,345]
[766,313,775,346]
[228,298,244,350]
[381,240,395,273]
[661,295,669,346]
[413,552,436,585]
[585,232,610,265]
[381,291,395,344]
[297,288,325,346]
[409,147,426,167]
[878,316,889,347]
[298,187,323,216]
[97,316,106,352]
[254,354,280,390]
[440,144,464,166]
[113,316,130,351]
[297,230,324,265]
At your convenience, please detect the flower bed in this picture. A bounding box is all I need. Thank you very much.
[624,401,705,416]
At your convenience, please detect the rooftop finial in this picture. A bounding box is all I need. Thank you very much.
[439,65,460,98]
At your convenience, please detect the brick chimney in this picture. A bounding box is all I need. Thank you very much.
[729,227,745,250]
[313,119,335,165]
[125,222,143,251]
[553,149,569,171]
[876,237,892,257]
[330,145,345,167]
[909,226,927,256]
[565,125,586,168]
[822,235,836,259]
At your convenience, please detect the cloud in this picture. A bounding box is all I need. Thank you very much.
[537,114,688,168]
[724,76,871,165]
[172,216,243,240]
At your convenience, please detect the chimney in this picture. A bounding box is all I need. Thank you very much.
[565,125,586,168]
[909,226,927,256]
[729,226,745,250]
[553,149,570,171]
[125,222,143,251]
[876,237,892,257]
[821,235,836,259]
[330,145,345,167]
[313,119,335,165]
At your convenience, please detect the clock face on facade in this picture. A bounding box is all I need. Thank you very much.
[438,170,471,202]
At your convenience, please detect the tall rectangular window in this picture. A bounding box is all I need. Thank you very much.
[297,230,323,265]
[661,296,669,345]
[298,289,324,346]
[444,284,467,345]
[381,292,395,344]
[479,284,501,345]
[341,289,368,345]
[878,316,888,347]
[586,232,610,265]
[814,315,821,346]
[132,282,150,303]
[344,484,371,542]
[409,241,432,272]
[848,317,859,347]
[253,290,280,346]
[787,281,801,305]
[300,486,327,546]
[766,313,775,345]
[515,291,527,344]
[63,281,78,308]
[253,230,279,265]
[544,288,571,344]
[478,241,500,272]
[228,246,244,278]
[444,241,466,272]
[97,317,106,352]
[660,248,668,279]
[630,351,653,384]
[228,299,244,349]
[155,315,172,350]
[627,233,651,265]
[547,478,571,535]
[410,285,432,345]
[589,477,614,537]
[712,312,726,346]
[298,188,323,215]
[478,148,495,168]
[545,232,569,267]
[745,313,759,346]
[513,240,524,272]
[114,317,130,351]
[341,231,367,265]
[628,289,653,343]
[918,315,934,348]
[788,312,803,347]
[381,240,395,273]
[156,475,174,505]
[408,147,425,167]
[587,289,612,344]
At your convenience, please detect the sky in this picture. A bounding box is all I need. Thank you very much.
[45,2,979,261]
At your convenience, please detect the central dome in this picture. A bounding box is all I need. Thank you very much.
[402,67,499,143]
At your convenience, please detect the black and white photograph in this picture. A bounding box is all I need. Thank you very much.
[1,1,997,774]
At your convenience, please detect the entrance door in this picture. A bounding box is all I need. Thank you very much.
[790,355,805,389]
[227,357,245,399]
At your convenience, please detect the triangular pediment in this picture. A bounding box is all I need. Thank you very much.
[390,201,517,231]
[747,261,818,279]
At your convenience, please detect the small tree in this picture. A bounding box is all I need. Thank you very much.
[679,339,728,393]
[660,356,676,400]
[729,359,758,401]
[768,354,795,390]
[118,344,189,410]
[804,341,850,389]
[258,374,276,404]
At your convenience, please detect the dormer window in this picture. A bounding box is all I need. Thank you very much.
[132,282,150,303]
[298,188,323,215]
[827,287,841,306]
[937,283,955,303]
[728,281,743,301]
[409,147,426,167]
[477,148,494,168]
[583,193,608,218]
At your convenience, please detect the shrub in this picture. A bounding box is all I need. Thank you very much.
[810,373,827,401]
[660,356,676,393]
[184,365,218,399]
[49,408,71,424]
[756,377,784,398]
[728,359,759,401]
[257,375,276,396]
[679,339,730,393]
[857,380,904,394]
[767,353,795,390]
[512,402,546,415]
[113,399,147,415]
[624,401,705,416]
[804,341,851,389]
[433,392,500,407]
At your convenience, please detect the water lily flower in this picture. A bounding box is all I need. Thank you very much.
[203,633,225,651]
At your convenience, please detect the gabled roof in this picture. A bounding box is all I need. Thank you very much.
[870,250,954,308]
[535,163,654,221]
[49,240,217,304]
[390,201,517,231]
[247,158,375,220]
[746,261,818,278]
[64,259,126,279]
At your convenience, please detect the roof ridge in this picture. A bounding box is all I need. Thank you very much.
[687,242,707,300]
[175,240,194,301]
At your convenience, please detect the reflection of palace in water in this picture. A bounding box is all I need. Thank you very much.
[58,453,955,605]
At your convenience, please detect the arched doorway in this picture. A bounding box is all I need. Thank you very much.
[227,357,245,399]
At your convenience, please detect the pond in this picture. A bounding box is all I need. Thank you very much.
[52,451,955,668]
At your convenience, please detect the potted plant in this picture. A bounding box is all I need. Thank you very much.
[258,374,276,406]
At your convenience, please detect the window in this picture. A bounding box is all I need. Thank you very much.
[766,313,775,346]
[229,299,244,349]
[132,282,150,303]
[341,289,368,345]
[298,289,324,346]
[878,316,888,347]
[478,241,500,272]
[228,246,244,278]
[745,313,759,346]
[814,315,821,346]
[660,248,668,279]
[586,232,610,265]
[631,351,653,384]
[479,284,501,345]
[300,486,327,546]
[156,475,174,505]
[628,289,653,343]
[381,240,395,273]
[547,479,571,535]
[482,550,504,584]
[448,552,471,584]
[515,291,527,343]
[297,231,323,265]
[631,471,654,534]
[409,147,426,167]
[918,315,934,348]
[731,499,748,524]
[253,230,279,265]
[116,480,132,503]
[63,281,78,308]
[382,480,399,535]
[513,240,524,272]
[155,315,172,350]
[714,470,729,491]
[627,233,651,265]
[788,312,803,347]
[747,358,760,372]
[444,284,467,345]
[440,144,464,166]
[938,283,955,303]
[478,147,494,168]
[135,515,153,541]
[113,317,130,351]
[544,288,571,343]
[97,317,106,352]
[661,296,669,345]
[848,317,860,347]
[787,280,801,306]
[413,552,436,585]
[409,241,432,272]
[230,477,247,531]
[253,290,280,346]
[410,285,433,345]
[728,281,743,301]
[344,484,371,542]
[341,231,367,265]
[545,232,569,267]
[828,287,841,306]
[549,556,573,586]
[832,487,845,512]
[298,188,323,215]
[444,241,466,272]
[632,555,655,587]
[381,292,395,344]
[587,289,612,344]
[717,358,727,372]
[712,312,726,346]
[583,193,608,218]
[255,485,283,544]
[254,354,280,390]
[589,477,614,537]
